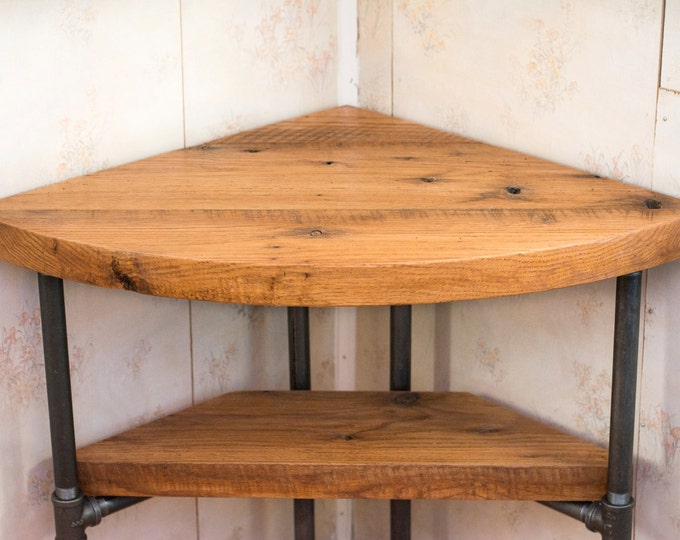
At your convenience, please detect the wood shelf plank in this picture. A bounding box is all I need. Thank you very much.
[76,391,608,501]
[3,107,680,305]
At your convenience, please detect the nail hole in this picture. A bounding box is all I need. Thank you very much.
[645,199,662,209]
[309,229,324,237]
[506,186,522,195]
[324,161,335,166]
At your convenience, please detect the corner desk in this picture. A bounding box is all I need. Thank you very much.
[2,107,680,539]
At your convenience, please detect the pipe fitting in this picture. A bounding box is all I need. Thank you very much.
[599,497,635,539]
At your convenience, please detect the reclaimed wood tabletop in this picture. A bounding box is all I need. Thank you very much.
[1,106,680,306]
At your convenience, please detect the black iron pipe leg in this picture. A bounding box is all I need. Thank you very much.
[390,305,412,540]
[38,274,86,540]
[601,272,642,539]
[293,498,315,540]
[288,307,311,392]
[608,272,642,501]
[390,306,412,392]
[288,307,314,540]
[541,273,642,539]
[390,500,411,540]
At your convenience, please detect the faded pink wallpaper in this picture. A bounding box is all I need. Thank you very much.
[1,1,679,539]
[357,1,679,539]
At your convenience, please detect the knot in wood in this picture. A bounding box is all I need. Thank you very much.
[111,258,137,292]
[474,426,502,435]
[393,392,419,406]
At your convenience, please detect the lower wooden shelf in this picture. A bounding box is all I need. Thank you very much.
[76,391,607,501]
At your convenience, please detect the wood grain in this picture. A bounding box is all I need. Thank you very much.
[76,391,608,501]
[1,106,680,305]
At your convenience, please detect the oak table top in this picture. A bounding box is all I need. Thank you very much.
[1,106,680,306]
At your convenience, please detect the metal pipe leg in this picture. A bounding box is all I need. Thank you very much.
[288,307,314,540]
[289,307,311,392]
[539,273,642,539]
[390,305,412,540]
[38,274,86,540]
[601,272,642,539]
[390,306,412,392]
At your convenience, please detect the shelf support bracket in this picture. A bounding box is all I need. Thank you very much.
[541,497,635,539]
[80,496,149,528]
[540,501,603,532]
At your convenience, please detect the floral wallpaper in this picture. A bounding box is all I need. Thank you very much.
[390,0,661,189]
[2,1,680,539]
[0,1,338,539]
[358,1,679,539]
[0,306,43,408]
[181,0,337,146]
[358,0,392,114]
